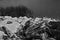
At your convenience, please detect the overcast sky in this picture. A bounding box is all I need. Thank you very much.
[0,0,60,19]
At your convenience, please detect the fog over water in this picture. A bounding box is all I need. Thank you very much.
[0,0,60,19]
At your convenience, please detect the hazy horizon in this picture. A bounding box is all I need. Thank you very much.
[0,0,60,19]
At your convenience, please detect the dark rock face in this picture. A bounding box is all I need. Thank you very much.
[48,21,60,30]
[47,21,60,40]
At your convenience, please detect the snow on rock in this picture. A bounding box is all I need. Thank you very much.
[0,16,32,33]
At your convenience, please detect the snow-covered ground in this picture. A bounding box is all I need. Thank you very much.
[0,16,58,40]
